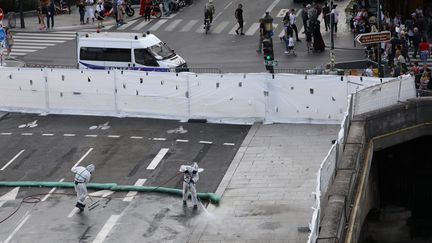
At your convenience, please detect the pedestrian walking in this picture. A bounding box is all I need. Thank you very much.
[305,25,312,53]
[71,164,95,212]
[289,9,300,41]
[322,2,330,31]
[312,20,325,52]
[46,0,55,29]
[95,0,105,29]
[256,18,265,53]
[179,162,202,210]
[78,0,86,25]
[301,3,309,34]
[4,28,14,59]
[412,27,422,59]
[234,4,244,35]
[117,0,125,25]
[40,0,49,30]
[331,5,339,33]
[85,0,95,24]
[144,0,152,21]
[419,37,430,65]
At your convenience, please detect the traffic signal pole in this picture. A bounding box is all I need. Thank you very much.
[262,12,274,74]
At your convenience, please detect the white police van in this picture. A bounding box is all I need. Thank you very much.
[77,32,187,72]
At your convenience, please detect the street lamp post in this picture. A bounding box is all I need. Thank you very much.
[377,0,383,77]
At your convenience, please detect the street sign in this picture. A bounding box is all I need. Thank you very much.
[0,28,5,42]
[355,31,391,45]
[264,60,278,66]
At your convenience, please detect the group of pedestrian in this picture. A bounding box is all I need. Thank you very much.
[37,0,56,30]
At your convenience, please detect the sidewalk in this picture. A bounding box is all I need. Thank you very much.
[189,123,339,243]
[5,5,142,33]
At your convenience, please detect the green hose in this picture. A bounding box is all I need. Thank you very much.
[0,181,220,204]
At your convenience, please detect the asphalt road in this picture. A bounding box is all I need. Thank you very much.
[16,0,365,72]
[0,113,249,242]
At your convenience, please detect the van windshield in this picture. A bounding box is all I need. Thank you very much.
[148,42,176,60]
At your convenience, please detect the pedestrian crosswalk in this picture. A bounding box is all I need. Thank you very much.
[112,18,288,38]
[10,31,76,57]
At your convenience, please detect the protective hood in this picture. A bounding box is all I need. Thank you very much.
[86,164,95,173]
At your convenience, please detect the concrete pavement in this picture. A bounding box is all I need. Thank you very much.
[189,123,340,243]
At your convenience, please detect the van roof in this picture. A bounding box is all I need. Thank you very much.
[79,32,162,44]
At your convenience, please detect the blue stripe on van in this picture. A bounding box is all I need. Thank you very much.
[79,61,170,72]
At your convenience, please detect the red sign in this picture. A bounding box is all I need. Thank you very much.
[355,31,391,45]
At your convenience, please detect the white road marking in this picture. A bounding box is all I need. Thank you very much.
[147,148,169,170]
[67,207,79,218]
[132,19,151,31]
[0,132,12,135]
[108,135,120,138]
[16,33,76,37]
[14,36,74,40]
[224,1,233,10]
[63,134,76,137]
[41,178,64,202]
[213,21,229,34]
[164,19,182,31]
[72,148,94,168]
[21,133,33,136]
[180,20,198,32]
[85,134,98,138]
[148,19,168,31]
[12,42,56,46]
[199,141,213,144]
[13,45,46,49]
[1,150,25,171]
[262,0,280,18]
[176,139,189,143]
[9,53,30,56]
[89,190,115,198]
[9,49,38,53]
[152,137,166,141]
[42,133,54,136]
[130,136,143,139]
[213,12,223,21]
[123,179,147,202]
[228,22,246,35]
[14,39,64,43]
[117,19,138,30]
[223,143,235,146]
[245,23,260,36]
[0,187,20,207]
[276,9,290,18]
[92,215,121,243]
[4,214,31,243]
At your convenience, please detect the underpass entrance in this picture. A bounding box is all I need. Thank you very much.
[359,136,432,243]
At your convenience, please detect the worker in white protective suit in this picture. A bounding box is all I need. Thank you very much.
[71,164,95,212]
[179,162,202,209]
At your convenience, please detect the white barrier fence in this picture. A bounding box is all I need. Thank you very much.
[0,68,389,124]
[307,75,416,243]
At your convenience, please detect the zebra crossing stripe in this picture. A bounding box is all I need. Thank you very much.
[228,22,246,35]
[13,39,65,43]
[117,19,138,30]
[14,36,74,40]
[148,19,168,31]
[9,49,38,53]
[180,20,198,32]
[164,19,182,31]
[11,42,56,46]
[213,21,229,34]
[195,24,205,33]
[13,46,46,49]
[245,23,260,36]
[132,19,151,31]
[16,33,76,37]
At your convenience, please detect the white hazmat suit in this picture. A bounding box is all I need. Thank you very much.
[71,164,95,211]
[179,162,202,209]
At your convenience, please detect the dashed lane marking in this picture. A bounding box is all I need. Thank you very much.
[42,133,54,136]
[92,215,121,243]
[63,134,76,137]
[123,178,147,202]
[0,132,12,135]
[4,214,31,243]
[107,135,121,138]
[72,148,94,168]
[130,136,143,139]
[152,137,166,141]
[1,150,25,171]
[199,141,213,144]
[147,148,169,170]
[67,207,79,218]
[223,143,235,146]
[85,134,98,138]
[41,178,65,202]
[176,139,189,143]
[21,133,33,136]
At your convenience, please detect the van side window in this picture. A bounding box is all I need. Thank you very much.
[134,49,159,67]
[80,47,131,62]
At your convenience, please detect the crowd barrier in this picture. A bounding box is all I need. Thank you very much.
[0,68,391,124]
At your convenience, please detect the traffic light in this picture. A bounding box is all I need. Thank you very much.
[263,38,274,61]
[263,38,274,73]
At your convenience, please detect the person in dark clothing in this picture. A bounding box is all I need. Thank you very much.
[312,20,325,52]
[46,0,55,29]
[412,27,422,59]
[389,34,401,66]
[322,3,330,31]
[301,3,309,34]
[234,4,244,35]
[78,0,86,25]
